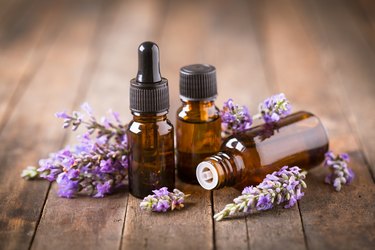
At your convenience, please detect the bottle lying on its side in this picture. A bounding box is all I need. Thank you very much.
[196,111,329,190]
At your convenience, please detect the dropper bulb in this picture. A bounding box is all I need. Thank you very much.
[136,41,162,83]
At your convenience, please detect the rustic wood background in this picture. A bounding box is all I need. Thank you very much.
[0,0,374,249]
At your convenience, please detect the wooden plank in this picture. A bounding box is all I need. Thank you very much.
[356,0,375,46]
[32,0,169,249]
[316,0,375,180]
[0,0,26,24]
[123,184,212,250]
[0,1,103,249]
[121,1,215,249]
[300,0,375,179]
[251,0,375,249]
[0,0,61,129]
[207,1,307,249]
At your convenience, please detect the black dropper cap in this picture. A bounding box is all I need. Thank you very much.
[179,64,217,101]
[130,41,169,113]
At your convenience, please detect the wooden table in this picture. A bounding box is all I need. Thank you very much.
[0,0,374,249]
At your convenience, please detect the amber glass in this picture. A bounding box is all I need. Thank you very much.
[197,111,329,190]
[176,100,221,183]
[127,112,175,198]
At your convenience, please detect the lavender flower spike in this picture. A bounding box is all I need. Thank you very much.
[258,93,291,123]
[221,98,253,136]
[22,103,129,198]
[140,187,190,212]
[324,151,354,191]
[214,166,307,221]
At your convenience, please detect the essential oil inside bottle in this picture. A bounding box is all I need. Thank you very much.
[196,111,329,190]
[127,41,175,198]
[176,64,221,184]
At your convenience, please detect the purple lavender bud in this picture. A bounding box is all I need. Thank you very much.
[101,116,111,129]
[152,187,170,197]
[63,122,70,129]
[259,93,291,123]
[99,159,114,173]
[256,194,273,210]
[221,98,253,135]
[242,186,253,195]
[340,153,350,162]
[284,196,297,209]
[44,169,62,182]
[94,181,112,198]
[96,135,108,145]
[154,200,171,212]
[324,151,354,191]
[346,168,355,184]
[56,173,79,198]
[324,151,335,161]
[67,169,80,179]
[55,112,70,119]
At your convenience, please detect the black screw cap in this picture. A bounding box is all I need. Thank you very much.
[179,64,217,101]
[130,41,169,113]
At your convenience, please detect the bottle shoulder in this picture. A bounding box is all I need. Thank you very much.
[177,104,220,123]
[127,118,174,136]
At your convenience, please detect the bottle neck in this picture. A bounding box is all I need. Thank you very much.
[196,152,243,190]
[181,99,215,109]
[132,111,168,122]
[179,99,219,122]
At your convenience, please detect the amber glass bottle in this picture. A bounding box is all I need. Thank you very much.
[176,64,221,184]
[196,111,329,190]
[127,41,175,198]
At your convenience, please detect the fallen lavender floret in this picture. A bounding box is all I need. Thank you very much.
[324,151,354,191]
[21,103,128,198]
[214,166,307,221]
[221,98,253,137]
[257,93,291,123]
[140,187,190,212]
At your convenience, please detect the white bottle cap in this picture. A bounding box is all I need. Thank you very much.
[196,161,219,190]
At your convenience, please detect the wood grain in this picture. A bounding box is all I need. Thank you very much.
[300,0,375,179]
[0,1,103,249]
[251,0,375,249]
[0,0,62,131]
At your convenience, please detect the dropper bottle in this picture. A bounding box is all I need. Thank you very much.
[196,111,329,190]
[127,41,175,198]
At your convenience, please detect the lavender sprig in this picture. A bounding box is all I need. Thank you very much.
[257,93,291,123]
[140,187,190,212]
[324,151,354,191]
[221,98,253,136]
[22,103,128,198]
[214,166,307,221]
